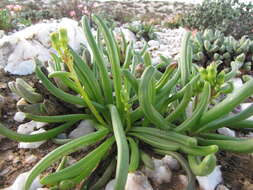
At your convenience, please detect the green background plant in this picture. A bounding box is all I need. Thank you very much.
[182,0,253,39]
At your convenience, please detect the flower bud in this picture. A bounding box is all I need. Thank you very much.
[199,67,208,81]
[50,32,60,52]
[59,28,69,48]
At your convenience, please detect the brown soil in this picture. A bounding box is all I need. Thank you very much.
[218,151,253,190]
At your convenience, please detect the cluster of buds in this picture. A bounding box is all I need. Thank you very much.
[199,63,225,87]
[50,28,73,69]
[198,62,230,98]
[50,28,69,52]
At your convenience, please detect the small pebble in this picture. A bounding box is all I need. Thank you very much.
[68,120,95,139]
[5,172,42,190]
[125,171,153,190]
[197,166,222,190]
[25,155,38,164]
[17,121,37,134]
[0,167,11,176]
[178,174,188,188]
[105,179,116,190]
[36,122,48,129]
[231,78,243,92]
[57,133,68,139]
[144,158,172,185]
[217,127,236,137]
[14,112,26,123]
[162,155,180,170]
[19,129,47,149]
[241,103,253,120]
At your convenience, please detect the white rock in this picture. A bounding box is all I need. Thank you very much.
[17,121,48,135]
[24,155,38,164]
[151,57,161,65]
[231,78,243,92]
[17,121,37,134]
[125,171,153,190]
[5,60,35,75]
[4,172,42,190]
[186,101,193,117]
[19,129,47,149]
[148,40,160,47]
[68,120,95,139]
[241,103,253,120]
[118,28,137,42]
[196,166,223,190]
[217,127,236,137]
[178,175,188,188]
[134,41,144,49]
[0,18,86,75]
[148,45,159,51]
[14,112,26,123]
[144,158,172,185]
[162,155,180,170]
[0,167,11,176]
[159,44,169,51]
[35,122,48,129]
[105,179,116,190]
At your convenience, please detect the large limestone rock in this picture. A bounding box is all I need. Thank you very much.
[0,18,87,75]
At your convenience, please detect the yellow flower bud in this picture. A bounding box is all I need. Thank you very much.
[59,28,69,48]
[50,32,60,52]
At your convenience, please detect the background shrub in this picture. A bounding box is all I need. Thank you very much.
[182,0,253,39]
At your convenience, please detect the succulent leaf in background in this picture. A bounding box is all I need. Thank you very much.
[125,21,156,41]
[1,16,253,190]
[0,8,12,31]
[192,28,253,74]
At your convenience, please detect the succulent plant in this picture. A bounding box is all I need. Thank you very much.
[1,16,253,190]
[192,28,253,73]
[126,21,156,41]
[0,8,12,31]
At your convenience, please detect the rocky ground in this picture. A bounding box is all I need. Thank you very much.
[1,1,253,190]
